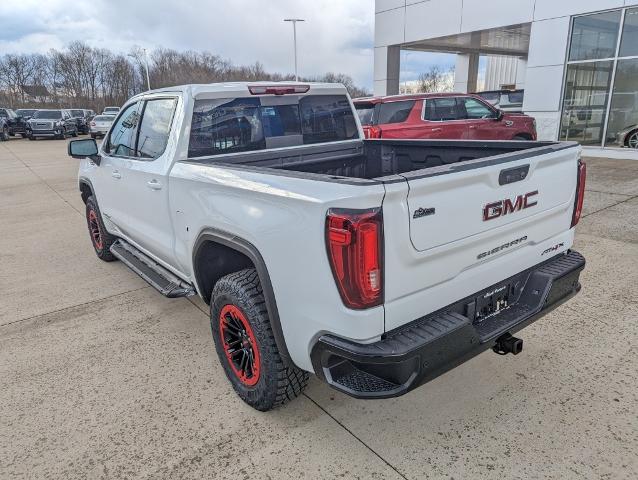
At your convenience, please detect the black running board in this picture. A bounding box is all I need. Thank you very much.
[110,240,195,298]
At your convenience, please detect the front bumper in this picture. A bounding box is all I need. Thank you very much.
[311,250,585,399]
[28,129,62,137]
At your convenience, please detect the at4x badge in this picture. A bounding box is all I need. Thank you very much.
[483,190,538,221]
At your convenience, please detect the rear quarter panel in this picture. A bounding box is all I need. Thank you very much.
[168,163,387,371]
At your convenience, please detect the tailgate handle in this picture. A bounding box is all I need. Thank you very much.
[499,165,530,185]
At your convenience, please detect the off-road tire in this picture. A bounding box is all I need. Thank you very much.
[211,268,309,411]
[85,196,117,262]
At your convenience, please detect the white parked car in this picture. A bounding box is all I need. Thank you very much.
[102,106,120,115]
[68,82,586,410]
[89,115,116,139]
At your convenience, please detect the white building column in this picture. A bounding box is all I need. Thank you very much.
[373,46,400,96]
[515,58,528,89]
[454,53,479,93]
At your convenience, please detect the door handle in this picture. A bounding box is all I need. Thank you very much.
[147,179,162,190]
[111,171,121,179]
[431,127,442,132]
[469,125,477,129]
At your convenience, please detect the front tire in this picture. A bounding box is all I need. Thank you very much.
[85,196,117,262]
[211,269,308,411]
[71,128,79,137]
[626,130,638,149]
[0,126,8,141]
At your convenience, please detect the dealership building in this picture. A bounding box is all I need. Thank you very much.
[374,0,638,158]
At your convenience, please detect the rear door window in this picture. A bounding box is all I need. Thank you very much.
[377,100,415,124]
[188,94,357,158]
[136,98,177,159]
[423,98,460,121]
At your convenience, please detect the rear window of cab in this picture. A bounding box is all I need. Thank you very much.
[354,100,415,126]
[188,94,358,158]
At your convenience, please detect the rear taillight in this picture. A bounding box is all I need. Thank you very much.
[248,84,310,95]
[326,208,383,309]
[571,160,587,228]
[363,125,382,139]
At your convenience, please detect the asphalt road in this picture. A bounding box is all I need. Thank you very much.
[1,137,637,479]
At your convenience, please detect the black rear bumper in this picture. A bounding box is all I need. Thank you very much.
[311,250,585,399]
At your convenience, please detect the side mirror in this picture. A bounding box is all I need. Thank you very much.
[68,139,101,165]
[495,109,504,121]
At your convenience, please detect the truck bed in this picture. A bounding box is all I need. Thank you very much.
[192,139,572,181]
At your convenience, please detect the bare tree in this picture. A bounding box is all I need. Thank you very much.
[0,42,370,110]
[417,65,455,93]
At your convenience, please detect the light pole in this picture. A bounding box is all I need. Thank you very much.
[128,48,151,91]
[284,18,305,81]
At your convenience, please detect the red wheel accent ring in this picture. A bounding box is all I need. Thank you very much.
[88,209,103,250]
[219,304,261,386]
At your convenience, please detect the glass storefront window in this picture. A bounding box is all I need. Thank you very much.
[562,8,638,148]
[560,61,613,145]
[606,59,638,148]
[569,11,622,61]
[619,8,638,57]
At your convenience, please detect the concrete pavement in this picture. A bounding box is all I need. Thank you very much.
[1,137,637,479]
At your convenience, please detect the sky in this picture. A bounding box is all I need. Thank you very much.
[0,0,454,91]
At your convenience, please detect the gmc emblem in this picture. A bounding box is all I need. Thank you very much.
[483,191,538,221]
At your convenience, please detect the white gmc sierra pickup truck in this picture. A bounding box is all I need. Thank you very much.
[68,82,586,411]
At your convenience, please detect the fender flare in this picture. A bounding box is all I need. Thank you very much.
[192,228,293,365]
[79,176,95,203]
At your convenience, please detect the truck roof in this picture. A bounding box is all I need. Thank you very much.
[353,92,479,105]
[131,81,349,101]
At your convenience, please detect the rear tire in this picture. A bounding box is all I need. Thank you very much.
[211,268,308,411]
[626,130,638,149]
[85,196,117,262]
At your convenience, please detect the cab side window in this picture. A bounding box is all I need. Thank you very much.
[459,98,497,119]
[136,98,177,159]
[107,102,140,157]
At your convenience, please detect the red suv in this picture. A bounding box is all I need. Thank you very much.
[353,93,537,141]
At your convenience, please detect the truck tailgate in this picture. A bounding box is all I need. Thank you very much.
[381,144,580,332]
[406,149,575,252]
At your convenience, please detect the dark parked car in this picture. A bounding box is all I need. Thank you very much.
[70,109,93,134]
[353,93,537,141]
[0,116,8,141]
[15,108,38,121]
[27,109,79,140]
[0,108,28,137]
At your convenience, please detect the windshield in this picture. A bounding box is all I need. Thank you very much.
[505,91,524,104]
[94,116,114,122]
[477,92,500,105]
[104,108,119,112]
[16,109,36,116]
[71,110,84,117]
[355,104,375,125]
[33,110,62,119]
